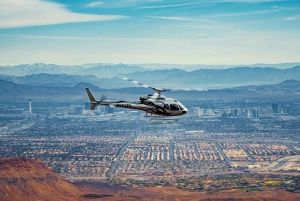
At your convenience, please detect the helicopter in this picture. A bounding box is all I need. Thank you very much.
[86,76,207,122]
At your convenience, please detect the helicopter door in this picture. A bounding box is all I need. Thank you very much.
[170,104,180,111]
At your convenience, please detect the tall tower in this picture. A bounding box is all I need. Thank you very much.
[29,99,32,113]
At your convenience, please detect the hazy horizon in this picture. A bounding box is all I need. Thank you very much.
[1,62,300,70]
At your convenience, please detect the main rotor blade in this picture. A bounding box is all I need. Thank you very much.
[118,76,162,92]
[163,88,208,92]
[118,76,208,93]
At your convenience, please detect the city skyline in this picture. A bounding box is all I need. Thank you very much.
[0,0,300,66]
[1,98,300,186]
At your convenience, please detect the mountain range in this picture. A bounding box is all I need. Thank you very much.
[1,62,299,76]
[119,66,300,88]
[135,62,300,71]
[0,73,101,87]
[0,79,299,100]
[0,65,300,89]
[0,63,147,78]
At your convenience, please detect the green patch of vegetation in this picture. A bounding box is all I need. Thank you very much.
[213,177,236,181]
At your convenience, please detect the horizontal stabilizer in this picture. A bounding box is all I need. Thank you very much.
[90,103,97,110]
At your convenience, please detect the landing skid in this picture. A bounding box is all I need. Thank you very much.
[146,115,179,124]
[150,119,179,124]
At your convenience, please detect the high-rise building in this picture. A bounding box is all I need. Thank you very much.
[105,105,114,114]
[253,109,259,118]
[29,99,32,113]
[84,102,90,110]
[234,108,240,117]
[192,107,200,115]
[272,103,279,113]
[69,105,83,115]
[196,109,204,116]
[283,105,291,114]
[99,106,105,113]
[245,109,251,118]
[83,102,94,115]
[291,103,300,116]
[205,108,214,116]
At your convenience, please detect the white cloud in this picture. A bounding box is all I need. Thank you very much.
[203,0,285,2]
[137,0,285,9]
[147,16,217,23]
[208,7,295,19]
[0,0,127,29]
[137,2,201,9]
[147,16,195,21]
[285,15,300,21]
[87,1,104,7]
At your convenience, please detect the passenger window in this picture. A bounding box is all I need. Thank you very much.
[170,104,179,110]
[165,104,170,109]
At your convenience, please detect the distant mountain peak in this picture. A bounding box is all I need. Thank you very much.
[74,82,99,89]
[280,79,300,84]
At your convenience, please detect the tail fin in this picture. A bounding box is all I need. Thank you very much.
[86,88,96,102]
[86,88,97,110]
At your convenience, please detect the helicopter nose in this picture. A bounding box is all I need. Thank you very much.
[182,110,187,114]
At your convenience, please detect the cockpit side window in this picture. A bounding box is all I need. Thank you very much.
[165,104,170,109]
[170,104,180,110]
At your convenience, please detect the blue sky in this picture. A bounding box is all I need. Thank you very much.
[0,0,299,66]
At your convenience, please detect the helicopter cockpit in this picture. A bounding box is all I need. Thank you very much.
[164,99,187,113]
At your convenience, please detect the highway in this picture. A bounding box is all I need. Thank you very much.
[214,142,230,165]
[107,129,139,178]
[266,156,298,171]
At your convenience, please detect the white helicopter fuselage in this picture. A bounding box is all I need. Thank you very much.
[115,97,187,116]
[86,89,188,117]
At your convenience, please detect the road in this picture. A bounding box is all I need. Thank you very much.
[170,135,175,162]
[107,129,139,178]
[266,156,298,171]
[214,142,230,165]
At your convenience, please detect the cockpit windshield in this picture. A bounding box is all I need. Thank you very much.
[178,104,184,110]
[170,104,180,110]
[177,101,186,111]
